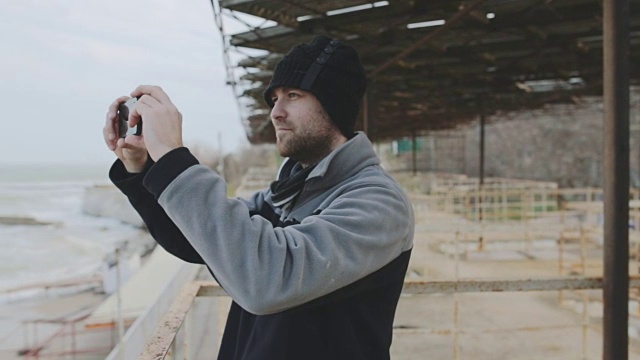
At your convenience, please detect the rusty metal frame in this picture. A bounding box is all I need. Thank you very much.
[368,0,486,79]
[210,1,636,357]
[603,0,631,359]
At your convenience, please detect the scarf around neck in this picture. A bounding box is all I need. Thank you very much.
[270,160,317,209]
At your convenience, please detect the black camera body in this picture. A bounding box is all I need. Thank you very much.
[118,97,142,138]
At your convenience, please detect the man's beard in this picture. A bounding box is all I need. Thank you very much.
[277,123,336,166]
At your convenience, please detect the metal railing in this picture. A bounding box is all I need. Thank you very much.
[139,277,640,359]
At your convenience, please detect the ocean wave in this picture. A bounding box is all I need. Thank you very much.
[0,279,102,304]
[0,180,153,304]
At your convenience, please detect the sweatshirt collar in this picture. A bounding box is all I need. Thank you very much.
[306,132,379,188]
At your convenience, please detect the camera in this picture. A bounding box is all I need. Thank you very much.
[117,97,142,138]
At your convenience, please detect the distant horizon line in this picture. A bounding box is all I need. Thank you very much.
[0,161,115,167]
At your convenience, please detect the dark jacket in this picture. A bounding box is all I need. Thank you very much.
[110,132,414,359]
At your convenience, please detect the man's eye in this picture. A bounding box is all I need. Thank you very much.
[271,97,278,103]
[288,92,300,99]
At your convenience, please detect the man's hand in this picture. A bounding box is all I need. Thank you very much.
[103,96,149,173]
[129,85,184,161]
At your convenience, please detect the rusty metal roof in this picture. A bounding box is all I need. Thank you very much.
[215,0,640,143]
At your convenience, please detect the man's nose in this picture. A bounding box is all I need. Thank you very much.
[271,100,286,121]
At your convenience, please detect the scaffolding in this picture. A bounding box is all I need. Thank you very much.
[135,174,640,359]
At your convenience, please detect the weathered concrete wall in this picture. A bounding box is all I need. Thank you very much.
[82,184,145,228]
[465,100,604,187]
[380,93,640,188]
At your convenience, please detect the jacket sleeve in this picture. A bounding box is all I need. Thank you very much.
[144,147,413,315]
[109,157,205,264]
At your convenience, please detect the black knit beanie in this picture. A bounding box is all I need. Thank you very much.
[263,35,367,137]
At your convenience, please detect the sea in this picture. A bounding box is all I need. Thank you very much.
[0,162,153,302]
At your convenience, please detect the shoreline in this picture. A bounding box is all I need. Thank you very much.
[0,275,103,305]
[0,167,152,358]
[0,216,58,226]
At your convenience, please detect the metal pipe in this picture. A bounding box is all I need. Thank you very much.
[412,128,418,176]
[368,0,485,78]
[196,276,640,297]
[115,248,124,345]
[367,82,376,140]
[603,0,630,359]
[479,103,486,188]
[479,99,486,250]
[363,89,369,135]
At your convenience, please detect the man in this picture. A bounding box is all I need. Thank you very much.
[103,35,414,359]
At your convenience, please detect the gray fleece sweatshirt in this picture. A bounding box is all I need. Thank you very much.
[152,132,414,315]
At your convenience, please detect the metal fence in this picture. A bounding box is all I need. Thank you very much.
[139,277,640,360]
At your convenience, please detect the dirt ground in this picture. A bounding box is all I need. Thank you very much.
[390,208,640,360]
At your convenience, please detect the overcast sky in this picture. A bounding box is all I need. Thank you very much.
[0,0,253,165]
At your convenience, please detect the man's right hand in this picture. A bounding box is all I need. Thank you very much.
[103,96,149,173]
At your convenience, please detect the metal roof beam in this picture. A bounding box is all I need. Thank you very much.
[369,0,486,78]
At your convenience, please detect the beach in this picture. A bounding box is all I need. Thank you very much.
[0,163,154,358]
